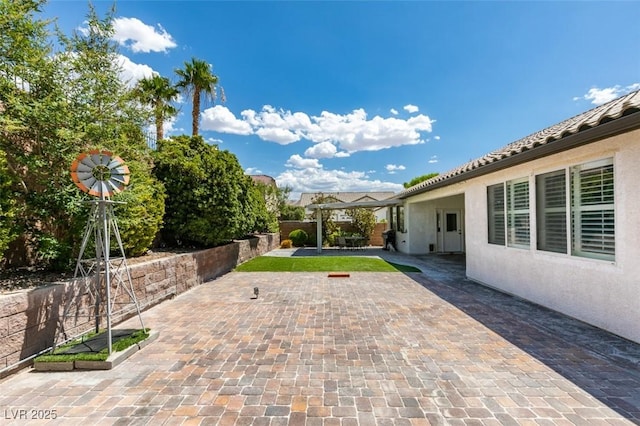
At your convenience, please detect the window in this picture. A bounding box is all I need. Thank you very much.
[487,183,505,245]
[506,178,530,248]
[389,205,405,232]
[446,213,457,232]
[536,170,567,253]
[571,159,614,260]
[488,158,614,261]
[396,206,406,232]
[390,206,397,230]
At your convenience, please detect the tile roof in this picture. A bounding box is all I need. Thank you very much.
[250,175,277,186]
[400,90,640,198]
[296,191,397,207]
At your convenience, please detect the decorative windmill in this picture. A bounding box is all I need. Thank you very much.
[69,150,144,355]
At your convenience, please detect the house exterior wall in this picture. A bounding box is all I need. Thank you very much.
[463,128,640,344]
[398,184,465,254]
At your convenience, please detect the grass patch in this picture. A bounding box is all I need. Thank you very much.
[35,329,150,363]
[235,256,421,273]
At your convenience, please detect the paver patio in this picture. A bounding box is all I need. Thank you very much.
[1,249,639,425]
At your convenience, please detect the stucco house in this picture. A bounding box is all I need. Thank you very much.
[392,90,640,344]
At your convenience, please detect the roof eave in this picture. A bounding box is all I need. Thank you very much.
[306,199,402,210]
[399,111,640,199]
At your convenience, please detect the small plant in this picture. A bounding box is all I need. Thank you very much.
[288,229,308,247]
[280,239,293,248]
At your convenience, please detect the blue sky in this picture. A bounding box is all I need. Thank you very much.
[42,1,639,200]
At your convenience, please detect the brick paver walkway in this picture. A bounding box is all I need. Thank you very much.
[1,251,639,425]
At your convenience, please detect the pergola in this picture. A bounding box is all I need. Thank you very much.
[305,199,402,253]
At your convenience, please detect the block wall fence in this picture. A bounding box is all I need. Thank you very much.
[0,233,280,378]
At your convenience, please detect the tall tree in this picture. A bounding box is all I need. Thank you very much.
[133,74,179,141]
[0,0,79,268]
[403,172,439,188]
[308,193,339,244]
[0,2,164,268]
[57,5,165,259]
[276,186,305,221]
[345,207,376,241]
[175,57,224,136]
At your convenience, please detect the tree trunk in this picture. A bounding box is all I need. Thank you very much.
[192,92,200,136]
[155,112,164,141]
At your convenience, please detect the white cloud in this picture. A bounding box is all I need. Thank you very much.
[305,142,337,159]
[112,17,177,53]
[577,84,640,105]
[245,167,262,174]
[117,54,155,87]
[213,105,433,154]
[276,167,404,201]
[390,108,399,115]
[207,137,223,145]
[386,164,406,173]
[308,109,433,153]
[434,135,441,141]
[201,105,253,135]
[256,127,300,144]
[162,115,180,137]
[404,104,419,113]
[240,106,313,144]
[285,154,321,169]
[428,155,438,164]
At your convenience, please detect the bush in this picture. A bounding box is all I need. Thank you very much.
[153,135,267,247]
[280,239,292,249]
[288,229,308,247]
[113,161,165,257]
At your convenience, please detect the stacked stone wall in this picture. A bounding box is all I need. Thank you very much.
[0,233,279,377]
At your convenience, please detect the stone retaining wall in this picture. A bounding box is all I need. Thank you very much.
[0,233,279,377]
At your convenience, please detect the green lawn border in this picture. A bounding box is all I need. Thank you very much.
[234,256,421,273]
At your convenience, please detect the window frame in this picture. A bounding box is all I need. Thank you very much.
[396,205,406,233]
[536,169,567,254]
[570,158,615,261]
[506,177,530,249]
[487,183,506,245]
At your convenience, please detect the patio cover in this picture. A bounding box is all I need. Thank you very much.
[305,199,402,253]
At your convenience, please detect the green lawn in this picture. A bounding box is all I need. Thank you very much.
[234,256,421,272]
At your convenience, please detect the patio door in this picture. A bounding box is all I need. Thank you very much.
[442,210,463,252]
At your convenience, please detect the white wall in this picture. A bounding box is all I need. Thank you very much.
[464,129,640,344]
[400,184,465,254]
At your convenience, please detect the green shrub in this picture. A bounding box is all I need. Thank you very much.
[113,163,165,257]
[0,149,17,258]
[153,136,267,247]
[288,229,308,247]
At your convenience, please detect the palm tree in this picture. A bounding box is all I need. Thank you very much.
[133,74,179,142]
[175,57,225,136]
